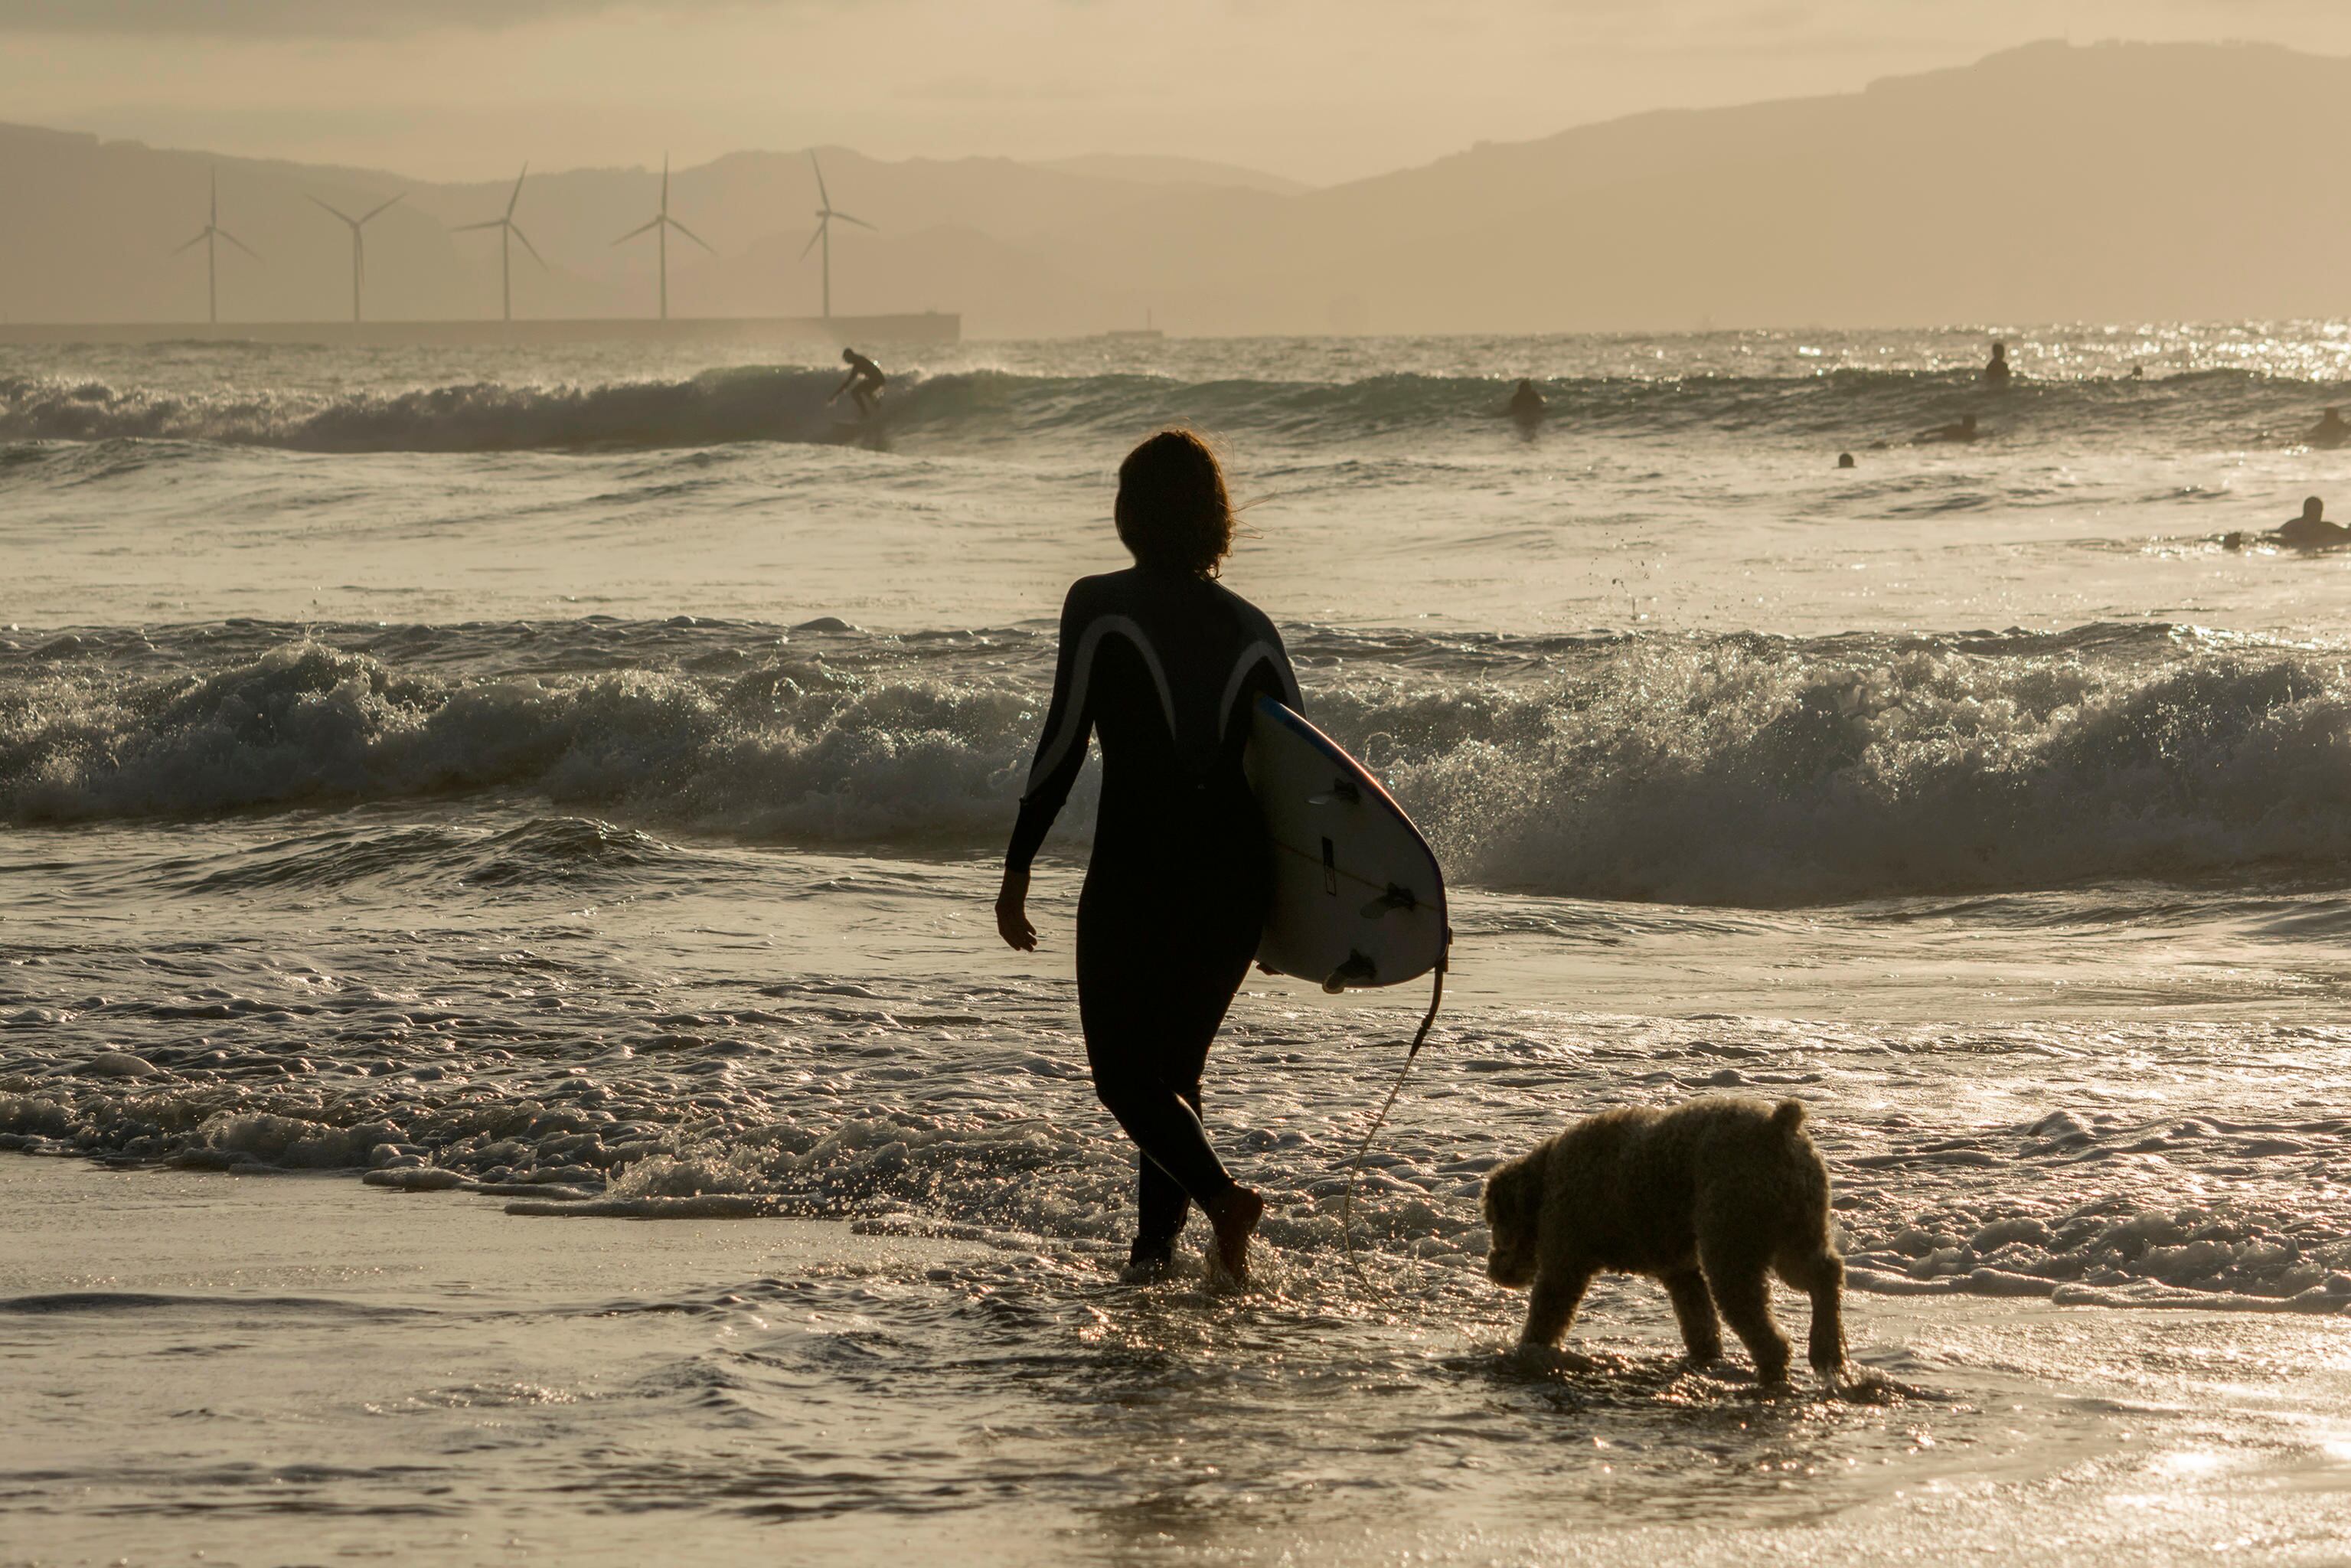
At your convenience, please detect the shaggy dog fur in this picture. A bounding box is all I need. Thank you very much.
[1481,1097,1846,1383]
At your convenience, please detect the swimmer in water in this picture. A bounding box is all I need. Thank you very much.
[1506,378,1546,426]
[831,348,887,420]
[1984,341,2011,387]
[1837,452,1856,469]
[2274,495,2349,548]
[2307,407,2349,449]
[1915,413,1980,444]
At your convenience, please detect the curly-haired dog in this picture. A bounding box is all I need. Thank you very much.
[1481,1097,1846,1383]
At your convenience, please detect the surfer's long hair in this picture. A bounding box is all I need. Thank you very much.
[1115,428,1236,579]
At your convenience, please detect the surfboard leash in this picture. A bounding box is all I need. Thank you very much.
[1337,939,1448,1289]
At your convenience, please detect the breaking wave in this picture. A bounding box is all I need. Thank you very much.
[7,619,2351,904]
[0,363,2337,455]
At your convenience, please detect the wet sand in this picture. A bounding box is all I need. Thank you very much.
[5,1153,2348,1567]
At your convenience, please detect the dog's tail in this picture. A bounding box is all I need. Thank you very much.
[1771,1099,1807,1132]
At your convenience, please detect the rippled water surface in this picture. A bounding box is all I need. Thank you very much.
[5,328,2351,1564]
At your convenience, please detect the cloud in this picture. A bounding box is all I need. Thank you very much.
[0,0,761,37]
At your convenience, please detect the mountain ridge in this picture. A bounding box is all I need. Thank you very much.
[1,41,2343,335]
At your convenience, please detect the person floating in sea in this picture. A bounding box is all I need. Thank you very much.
[1837,452,1856,469]
[1915,413,1980,444]
[1506,378,1547,427]
[1984,341,2012,387]
[831,347,887,420]
[2276,495,2349,548]
[2225,496,2349,551]
[2306,407,2349,449]
[995,427,1298,1287]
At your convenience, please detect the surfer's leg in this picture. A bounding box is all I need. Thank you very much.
[1078,858,1267,1279]
[1131,1082,1201,1267]
[1081,999,1234,1210]
[1078,898,1252,1223]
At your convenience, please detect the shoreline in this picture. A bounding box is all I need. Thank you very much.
[6,1151,2349,1567]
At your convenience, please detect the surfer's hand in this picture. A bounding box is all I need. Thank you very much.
[995,871,1036,952]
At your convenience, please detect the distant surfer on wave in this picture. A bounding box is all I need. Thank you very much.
[2307,406,2348,449]
[996,428,1301,1286]
[831,347,887,420]
[1506,378,1547,427]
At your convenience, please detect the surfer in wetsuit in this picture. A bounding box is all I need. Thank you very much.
[996,428,1300,1285]
[1984,341,2012,387]
[2307,407,2349,449]
[2275,495,2348,548]
[1506,378,1546,428]
[831,348,887,420]
[2226,496,2349,551]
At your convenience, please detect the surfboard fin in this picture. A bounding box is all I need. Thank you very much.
[1322,950,1379,993]
[1360,883,1419,918]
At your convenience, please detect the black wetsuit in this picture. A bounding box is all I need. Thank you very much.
[1006,567,1301,1263]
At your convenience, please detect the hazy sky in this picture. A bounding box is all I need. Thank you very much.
[4,0,2349,185]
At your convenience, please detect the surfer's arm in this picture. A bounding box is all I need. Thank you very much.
[1003,586,1096,878]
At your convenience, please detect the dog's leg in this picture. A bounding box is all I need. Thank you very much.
[1777,1247,1847,1380]
[1700,1240,1790,1384]
[1661,1266,1722,1365]
[1518,1263,1594,1350]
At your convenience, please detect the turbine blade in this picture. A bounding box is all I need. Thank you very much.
[450,218,505,232]
[809,149,830,210]
[508,163,527,218]
[511,225,548,268]
[309,194,358,225]
[834,211,876,231]
[361,192,405,225]
[219,229,260,260]
[798,222,824,261]
[172,230,208,256]
[613,217,660,245]
[668,217,717,256]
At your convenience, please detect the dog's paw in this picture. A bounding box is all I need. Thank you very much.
[1507,1341,1602,1376]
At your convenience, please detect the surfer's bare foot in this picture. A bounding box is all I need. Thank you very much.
[1207,1187,1264,1285]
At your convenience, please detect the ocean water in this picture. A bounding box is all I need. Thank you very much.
[5,325,2351,1564]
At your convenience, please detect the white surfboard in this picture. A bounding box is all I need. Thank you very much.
[1247,696,1449,992]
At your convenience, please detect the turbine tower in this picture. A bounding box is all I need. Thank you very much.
[612,155,713,321]
[171,168,259,326]
[308,191,404,323]
[800,151,873,319]
[451,165,544,322]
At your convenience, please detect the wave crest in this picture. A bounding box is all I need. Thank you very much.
[8,623,2351,902]
[2,364,2336,455]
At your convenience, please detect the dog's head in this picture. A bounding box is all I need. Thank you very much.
[1480,1149,1545,1288]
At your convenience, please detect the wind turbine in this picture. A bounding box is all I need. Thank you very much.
[800,151,873,319]
[171,167,259,326]
[308,191,403,323]
[451,165,544,322]
[612,155,713,321]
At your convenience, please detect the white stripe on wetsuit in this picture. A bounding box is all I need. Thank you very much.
[1024,615,1178,792]
[1215,639,1299,742]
